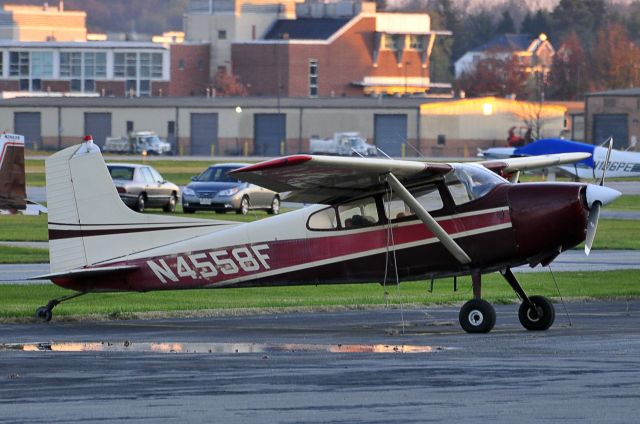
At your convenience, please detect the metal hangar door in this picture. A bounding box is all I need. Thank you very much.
[593,114,628,149]
[374,114,407,157]
[84,112,112,148]
[190,113,219,156]
[254,113,285,156]
[14,112,41,149]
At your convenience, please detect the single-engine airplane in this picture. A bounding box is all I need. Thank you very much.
[34,142,620,333]
[480,137,640,180]
[0,132,47,215]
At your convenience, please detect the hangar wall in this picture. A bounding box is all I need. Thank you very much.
[0,97,569,157]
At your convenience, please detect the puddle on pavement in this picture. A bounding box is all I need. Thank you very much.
[0,341,451,354]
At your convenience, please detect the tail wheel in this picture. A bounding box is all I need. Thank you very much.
[135,194,146,213]
[268,196,280,215]
[163,193,177,212]
[518,295,555,331]
[459,299,496,333]
[237,196,250,215]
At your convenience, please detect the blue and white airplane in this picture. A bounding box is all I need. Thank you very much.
[479,138,640,180]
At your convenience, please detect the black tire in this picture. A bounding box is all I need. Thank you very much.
[135,194,146,213]
[518,295,555,331]
[237,196,250,215]
[35,307,52,322]
[268,196,280,215]
[459,299,496,333]
[183,206,195,214]
[163,193,177,212]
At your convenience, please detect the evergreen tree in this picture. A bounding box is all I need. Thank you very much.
[496,10,516,34]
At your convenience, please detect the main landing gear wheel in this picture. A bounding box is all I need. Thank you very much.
[459,299,496,333]
[518,295,555,331]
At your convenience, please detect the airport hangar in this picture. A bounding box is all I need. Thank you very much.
[0,96,569,157]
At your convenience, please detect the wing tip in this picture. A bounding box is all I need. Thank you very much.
[231,155,312,174]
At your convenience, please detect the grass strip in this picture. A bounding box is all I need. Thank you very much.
[1,270,639,321]
[0,246,48,264]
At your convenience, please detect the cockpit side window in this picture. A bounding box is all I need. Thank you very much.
[383,183,444,221]
[445,164,507,205]
[308,207,339,230]
[338,197,379,229]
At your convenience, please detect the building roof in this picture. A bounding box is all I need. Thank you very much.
[587,87,640,97]
[264,18,350,40]
[0,96,436,110]
[0,40,166,49]
[472,33,533,53]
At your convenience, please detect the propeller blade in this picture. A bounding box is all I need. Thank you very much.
[585,201,601,256]
[599,137,613,186]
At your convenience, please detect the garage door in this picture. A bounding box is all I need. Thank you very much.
[254,114,285,156]
[84,113,112,148]
[593,114,628,149]
[190,113,218,156]
[374,114,407,157]
[14,112,41,149]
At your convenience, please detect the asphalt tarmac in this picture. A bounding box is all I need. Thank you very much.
[1,301,640,423]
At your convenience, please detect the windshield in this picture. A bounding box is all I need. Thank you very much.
[140,135,162,146]
[445,163,507,204]
[196,166,240,183]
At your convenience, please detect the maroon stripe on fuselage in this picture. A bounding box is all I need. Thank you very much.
[48,223,227,240]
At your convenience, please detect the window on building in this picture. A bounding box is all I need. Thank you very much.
[9,51,29,77]
[84,52,107,78]
[114,52,125,77]
[309,59,318,97]
[168,121,176,136]
[60,52,82,78]
[409,35,424,50]
[70,79,82,92]
[84,79,95,92]
[140,52,151,78]
[178,59,185,71]
[125,52,137,78]
[0,53,3,76]
[31,79,42,91]
[384,34,395,50]
[151,53,163,77]
[197,59,204,71]
[139,79,150,96]
[604,98,617,108]
[31,52,53,78]
[218,30,227,40]
[126,79,136,96]
[126,121,134,133]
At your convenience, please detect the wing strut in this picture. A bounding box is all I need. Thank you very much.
[384,173,472,264]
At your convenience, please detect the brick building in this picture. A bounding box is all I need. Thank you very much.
[188,0,450,97]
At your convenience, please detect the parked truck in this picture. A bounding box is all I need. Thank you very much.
[309,132,377,156]
[103,131,172,155]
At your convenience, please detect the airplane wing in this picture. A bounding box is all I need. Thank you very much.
[479,152,591,175]
[232,153,592,203]
[230,155,452,204]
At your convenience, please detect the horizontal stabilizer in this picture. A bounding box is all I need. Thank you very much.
[30,265,139,281]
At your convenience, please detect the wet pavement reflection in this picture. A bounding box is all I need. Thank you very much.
[1,341,451,354]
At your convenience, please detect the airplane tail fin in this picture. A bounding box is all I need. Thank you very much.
[0,133,27,211]
[46,144,229,274]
